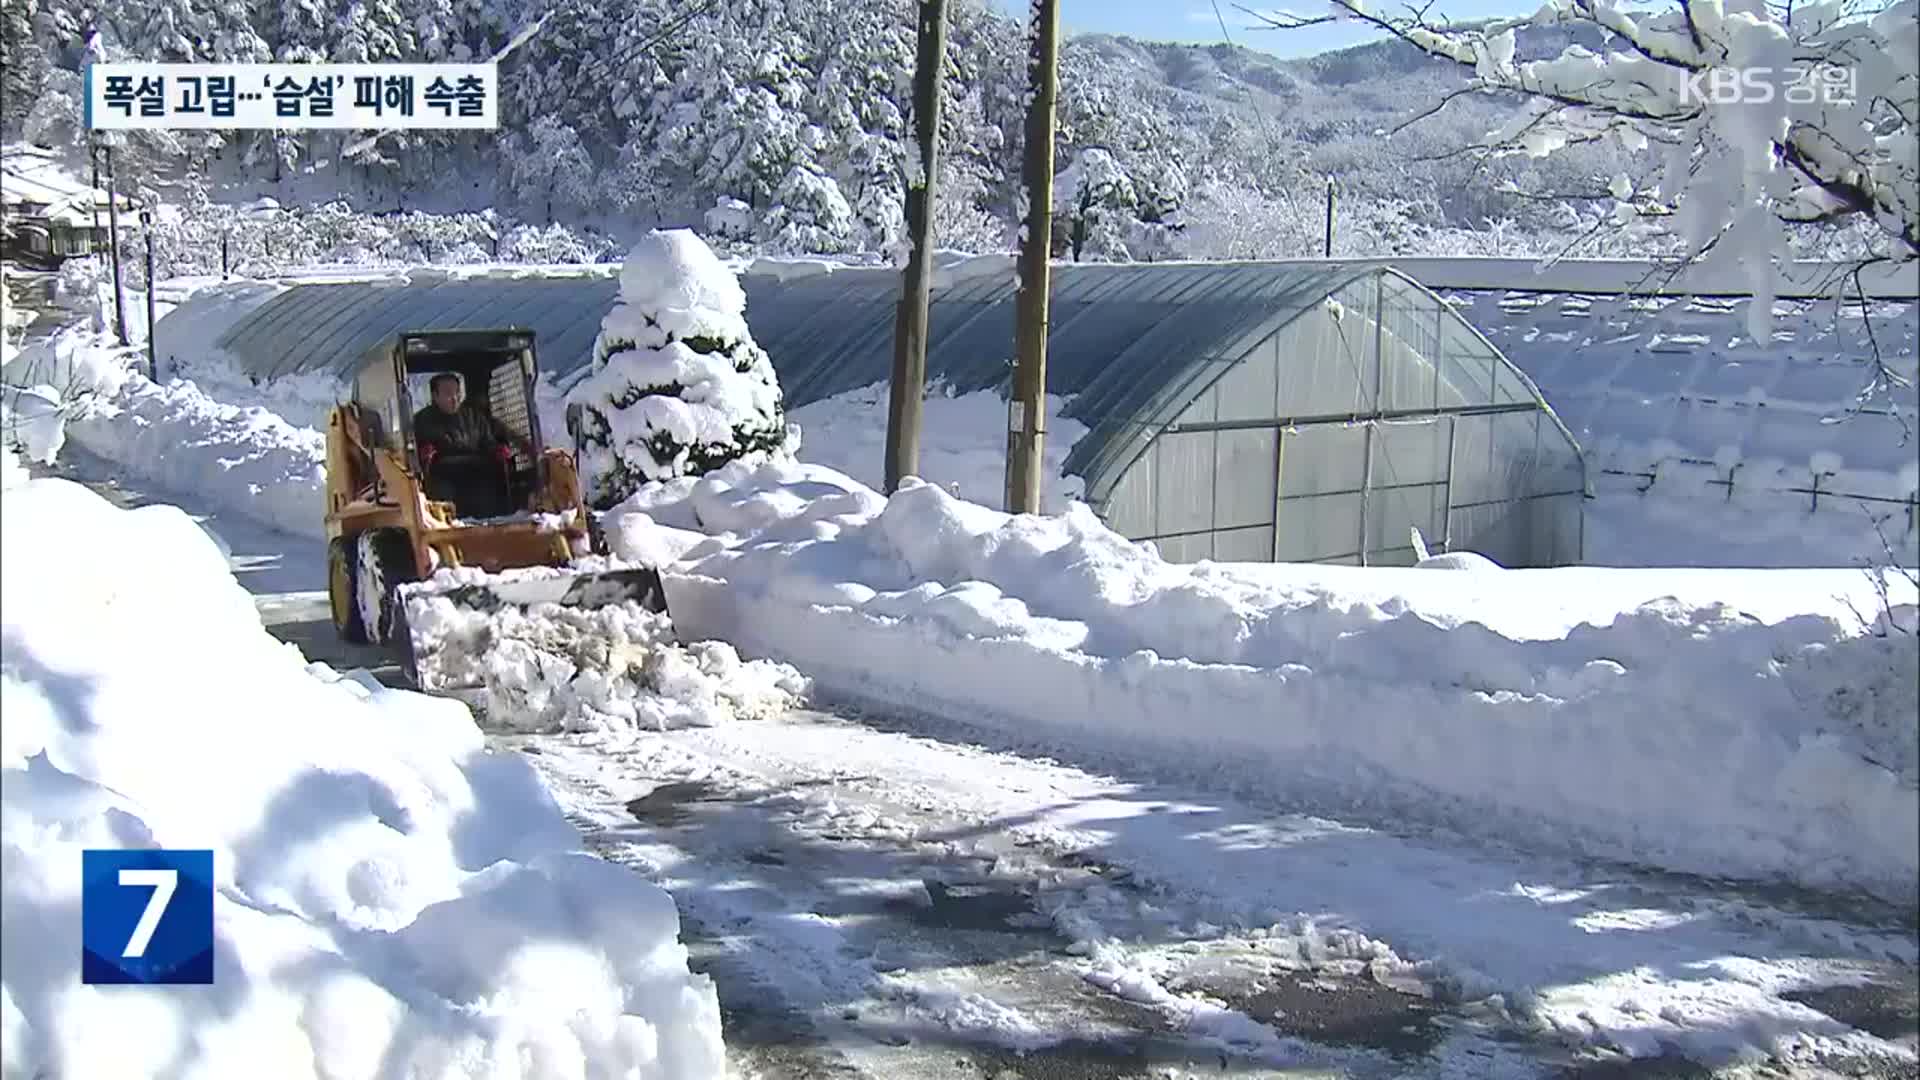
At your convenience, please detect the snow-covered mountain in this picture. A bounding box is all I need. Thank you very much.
[5,0,1660,259]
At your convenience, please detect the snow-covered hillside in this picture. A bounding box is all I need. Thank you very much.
[8,0,1871,264]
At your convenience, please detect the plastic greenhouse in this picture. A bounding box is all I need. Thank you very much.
[206,260,1588,567]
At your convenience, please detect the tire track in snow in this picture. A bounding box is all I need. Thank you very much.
[515,735,1324,1079]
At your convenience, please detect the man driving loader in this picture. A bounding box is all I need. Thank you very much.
[412,372,530,518]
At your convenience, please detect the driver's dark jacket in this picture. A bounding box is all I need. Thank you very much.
[412,402,513,458]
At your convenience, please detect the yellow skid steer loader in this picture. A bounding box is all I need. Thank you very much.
[323,329,666,688]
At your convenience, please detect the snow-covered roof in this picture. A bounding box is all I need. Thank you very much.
[1,144,135,226]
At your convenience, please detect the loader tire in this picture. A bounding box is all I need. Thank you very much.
[328,537,368,644]
[354,528,417,646]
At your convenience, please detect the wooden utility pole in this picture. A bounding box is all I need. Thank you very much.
[1323,177,1336,257]
[105,145,129,347]
[1005,0,1061,515]
[141,210,157,381]
[89,144,103,252]
[885,0,949,493]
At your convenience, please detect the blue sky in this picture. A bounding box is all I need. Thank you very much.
[991,0,1540,59]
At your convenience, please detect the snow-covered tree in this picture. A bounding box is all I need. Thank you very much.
[703,196,756,244]
[1053,148,1139,261]
[1,0,48,139]
[761,161,858,253]
[846,133,907,254]
[566,229,791,509]
[1176,182,1323,260]
[505,116,597,221]
[1251,0,1919,319]
[497,222,614,264]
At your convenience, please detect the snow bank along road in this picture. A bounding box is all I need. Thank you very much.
[47,456,1920,1080]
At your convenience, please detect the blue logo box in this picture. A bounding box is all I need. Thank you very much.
[81,849,215,985]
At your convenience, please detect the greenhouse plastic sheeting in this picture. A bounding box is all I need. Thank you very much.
[209,259,1587,565]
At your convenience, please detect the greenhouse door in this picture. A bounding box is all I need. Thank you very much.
[1271,419,1452,566]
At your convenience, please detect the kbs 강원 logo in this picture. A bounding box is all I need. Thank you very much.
[1680,64,1857,106]
[81,849,215,985]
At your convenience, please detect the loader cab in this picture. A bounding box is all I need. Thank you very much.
[351,329,547,519]
[325,327,613,654]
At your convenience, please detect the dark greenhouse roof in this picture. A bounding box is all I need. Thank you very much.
[212,261,1390,395]
[215,274,623,383]
[210,260,1557,489]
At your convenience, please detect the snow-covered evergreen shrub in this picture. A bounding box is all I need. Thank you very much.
[703,197,755,241]
[496,222,616,264]
[762,164,858,254]
[566,229,790,509]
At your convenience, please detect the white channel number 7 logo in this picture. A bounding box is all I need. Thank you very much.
[118,868,178,959]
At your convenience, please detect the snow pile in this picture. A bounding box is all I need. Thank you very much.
[567,229,791,508]
[1409,525,1501,570]
[0,384,69,465]
[151,281,352,428]
[71,374,328,540]
[402,566,809,734]
[1,323,141,469]
[0,323,329,539]
[787,381,1088,512]
[610,460,1920,902]
[0,321,132,402]
[0,477,725,1079]
[1782,606,1920,787]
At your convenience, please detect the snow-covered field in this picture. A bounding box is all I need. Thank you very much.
[1457,290,1920,568]
[0,473,724,1078]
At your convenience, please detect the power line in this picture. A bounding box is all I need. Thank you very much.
[613,0,726,69]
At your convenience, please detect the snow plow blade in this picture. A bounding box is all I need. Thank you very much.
[396,564,670,694]
[414,566,668,616]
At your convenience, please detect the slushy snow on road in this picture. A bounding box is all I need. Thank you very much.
[0,476,726,1079]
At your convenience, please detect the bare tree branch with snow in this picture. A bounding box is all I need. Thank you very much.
[1242,0,1918,309]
